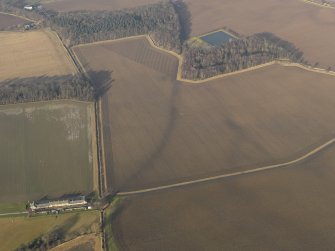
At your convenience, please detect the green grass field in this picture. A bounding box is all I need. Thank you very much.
[0,210,100,251]
[0,100,96,205]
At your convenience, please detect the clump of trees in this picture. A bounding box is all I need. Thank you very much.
[48,2,182,52]
[0,75,94,105]
[181,32,304,80]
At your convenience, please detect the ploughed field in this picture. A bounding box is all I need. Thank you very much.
[0,29,77,81]
[73,37,335,192]
[0,13,27,30]
[43,0,163,11]
[112,143,335,250]
[185,0,335,69]
[0,101,96,202]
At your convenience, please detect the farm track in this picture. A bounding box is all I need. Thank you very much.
[0,11,36,23]
[0,212,27,217]
[73,35,335,85]
[118,137,335,195]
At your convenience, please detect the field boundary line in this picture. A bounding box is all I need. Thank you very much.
[0,211,27,216]
[49,234,100,251]
[48,28,79,75]
[0,11,36,22]
[70,41,107,198]
[0,98,93,107]
[72,35,335,84]
[118,138,335,196]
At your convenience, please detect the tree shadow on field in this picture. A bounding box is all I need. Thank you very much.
[118,80,181,191]
[86,70,114,98]
[172,0,192,42]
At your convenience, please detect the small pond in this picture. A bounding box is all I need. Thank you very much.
[200,31,236,46]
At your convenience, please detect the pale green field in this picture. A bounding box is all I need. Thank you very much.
[0,210,100,251]
[0,100,95,204]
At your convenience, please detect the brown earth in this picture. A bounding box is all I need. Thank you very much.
[185,0,335,69]
[73,37,335,192]
[44,0,335,69]
[0,13,27,30]
[111,143,335,250]
[43,0,163,12]
[0,29,77,81]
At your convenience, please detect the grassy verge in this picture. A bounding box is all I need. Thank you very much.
[105,196,122,251]
[0,202,27,214]
[0,210,100,251]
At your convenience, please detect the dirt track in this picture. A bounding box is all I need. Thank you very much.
[112,143,335,250]
[0,12,28,30]
[118,137,335,195]
[73,37,335,192]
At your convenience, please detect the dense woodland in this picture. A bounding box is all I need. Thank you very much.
[0,0,307,104]
[48,2,182,52]
[182,33,304,80]
[0,75,94,105]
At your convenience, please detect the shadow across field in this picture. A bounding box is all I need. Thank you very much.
[86,70,113,99]
[119,80,181,191]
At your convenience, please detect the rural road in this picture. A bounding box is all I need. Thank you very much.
[118,138,335,196]
[0,212,27,217]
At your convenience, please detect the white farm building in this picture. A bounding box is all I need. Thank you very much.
[29,196,89,213]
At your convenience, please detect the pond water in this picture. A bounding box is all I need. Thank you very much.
[200,31,236,46]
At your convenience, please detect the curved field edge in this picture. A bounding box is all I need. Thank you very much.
[73,36,335,193]
[72,34,335,84]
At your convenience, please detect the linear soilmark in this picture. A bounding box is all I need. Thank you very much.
[117,138,335,196]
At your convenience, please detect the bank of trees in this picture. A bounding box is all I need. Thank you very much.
[182,32,304,80]
[0,75,94,105]
[49,2,182,52]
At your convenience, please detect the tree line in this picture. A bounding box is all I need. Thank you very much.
[0,0,308,103]
[181,32,304,80]
[0,75,94,105]
[48,2,182,53]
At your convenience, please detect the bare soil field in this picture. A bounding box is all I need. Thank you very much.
[0,29,77,81]
[43,0,163,12]
[73,37,335,192]
[185,0,335,69]
[0,13,27,30]
[0,100,96,202]
[112,143,335,250]
[0,211,99,251]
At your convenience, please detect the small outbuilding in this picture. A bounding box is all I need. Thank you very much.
[24,5,33,11]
